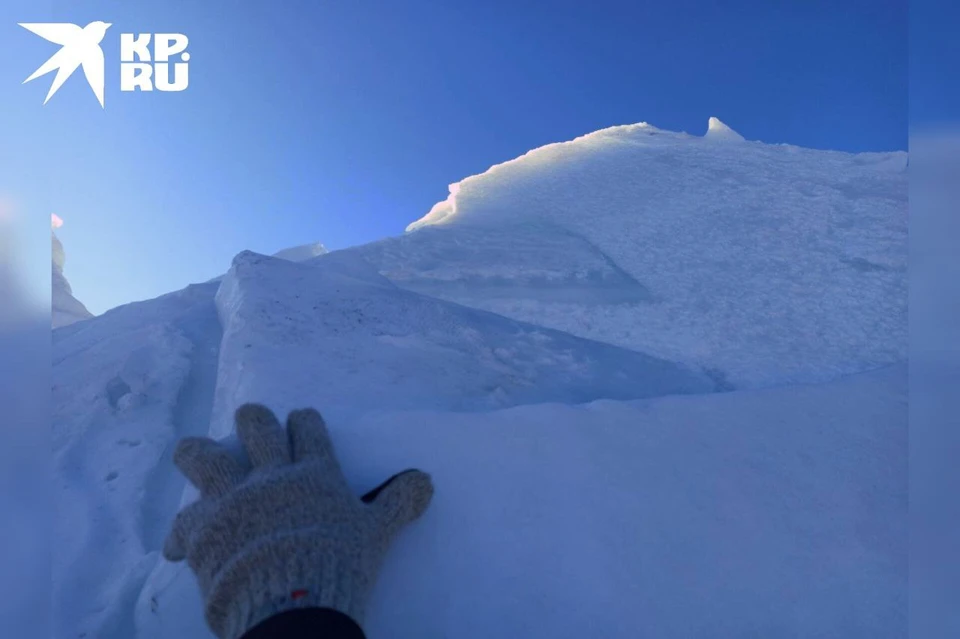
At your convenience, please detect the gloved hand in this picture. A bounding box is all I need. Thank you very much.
[163,404,434,639]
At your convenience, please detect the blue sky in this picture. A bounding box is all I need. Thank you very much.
[911,0,960,125]
[1,0,905,314]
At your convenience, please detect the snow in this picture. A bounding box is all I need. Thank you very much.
[51,118,907,639]
[388,117,906,388]
[52,282,221,638]
[52,231,93,328]
[271,241,328,262]
[704,116,746,142]
[209,251,713,428]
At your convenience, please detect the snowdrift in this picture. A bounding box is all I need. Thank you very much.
[52,250,714,638]
[352,118,907,388]
[210,251,713,428]
[51,118,907,639]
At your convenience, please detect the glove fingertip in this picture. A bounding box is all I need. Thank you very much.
[287,408,338,464]
[235,403,291,467]
[172,436,205,471]
[235,402,276,426]
[162,501,204,562]
[369,469,435,535]
[162,530,186,562]
[404,470,435,520]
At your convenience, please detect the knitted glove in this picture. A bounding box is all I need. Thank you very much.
[162,404,434,639]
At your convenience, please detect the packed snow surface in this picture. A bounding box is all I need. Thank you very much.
[390,117,906,388]
[52,118,906,638]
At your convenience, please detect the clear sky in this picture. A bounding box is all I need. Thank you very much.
[911,0,959,125]
[1,0,906,315]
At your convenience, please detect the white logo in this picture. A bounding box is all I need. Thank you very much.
[120,34,190,93]
[20,21,111,107]
[20,22,190,108]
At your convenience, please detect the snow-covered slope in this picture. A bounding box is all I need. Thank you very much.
[52,231,93,328]
[51,250,714,638]
[210,251,712,426]
[52,281,221,638]
[51,118,907,639]
[53,280,906,638]
[133,366,906,639]
[348,118,906,388]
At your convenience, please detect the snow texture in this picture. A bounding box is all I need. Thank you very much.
[51,118,907,639]
[52,231,93,328]
[209,250,712,426]
[271,241,329,262]
[396,118,906,388]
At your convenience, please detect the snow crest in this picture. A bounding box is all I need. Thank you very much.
[704,116,746,141]
[52,231,93,328]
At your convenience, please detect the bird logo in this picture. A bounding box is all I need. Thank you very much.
[20,21,112,108]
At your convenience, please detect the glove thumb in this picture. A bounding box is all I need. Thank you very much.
[363,469,434,539]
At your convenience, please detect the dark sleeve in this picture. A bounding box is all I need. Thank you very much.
[240,608,366,639]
